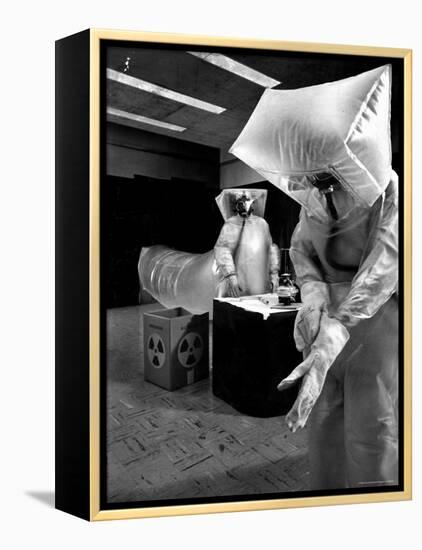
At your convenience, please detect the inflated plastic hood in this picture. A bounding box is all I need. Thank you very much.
[229,65,392,210]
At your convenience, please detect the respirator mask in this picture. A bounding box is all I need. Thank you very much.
[234,193,254,218]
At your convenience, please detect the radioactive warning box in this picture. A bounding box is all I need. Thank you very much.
[143,307,209,391]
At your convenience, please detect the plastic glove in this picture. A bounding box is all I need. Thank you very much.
[294,281,330,351]
[277,313,349,432]
[270,272,279,293]
[225,274,242,298]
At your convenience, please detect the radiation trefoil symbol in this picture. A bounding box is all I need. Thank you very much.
[147,333,166,369]
[177,332,203,369]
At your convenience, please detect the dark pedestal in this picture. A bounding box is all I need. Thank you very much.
[212,300,302,417]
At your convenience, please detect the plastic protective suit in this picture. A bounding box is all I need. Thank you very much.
[229,65,399,490]
[214,189,280,297]
[138,189,280,314]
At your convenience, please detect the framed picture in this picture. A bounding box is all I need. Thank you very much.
[55,29,412,521]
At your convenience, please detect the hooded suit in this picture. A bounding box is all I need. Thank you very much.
[214,189,280,297]
[230,65,399,489]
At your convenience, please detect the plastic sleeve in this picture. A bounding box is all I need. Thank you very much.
[335,173,399,327]
[269,243,281,274]
[214,220,241,278]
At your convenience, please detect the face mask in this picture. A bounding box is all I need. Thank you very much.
[310,173,360,271]
[310,173,341,220]
[234,195,254,217]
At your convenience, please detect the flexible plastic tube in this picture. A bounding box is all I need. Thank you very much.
[138,245,220,314]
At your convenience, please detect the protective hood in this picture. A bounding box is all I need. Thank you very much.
[215,188,267,221]
[229,65,392,221]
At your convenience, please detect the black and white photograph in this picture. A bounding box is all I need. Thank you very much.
[3,0,421,543]
[100,39,406,511]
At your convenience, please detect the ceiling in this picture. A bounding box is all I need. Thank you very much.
[106,46,402,153]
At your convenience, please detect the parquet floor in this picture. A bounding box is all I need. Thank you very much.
[107,305,309,504]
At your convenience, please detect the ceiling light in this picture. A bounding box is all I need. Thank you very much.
[107,68,226,114]
[188,52,281,88]
[107,107,186,132]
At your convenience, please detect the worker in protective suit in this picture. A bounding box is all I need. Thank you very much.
[229,64,398,490]
[214,189,280,297]
[138,188,280,313]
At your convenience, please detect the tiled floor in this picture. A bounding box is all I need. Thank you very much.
[106,305,309,504]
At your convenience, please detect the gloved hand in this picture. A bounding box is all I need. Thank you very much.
[225,274,242,297]
[294,281,330,351]
[270,272,279,293]
[277,313,349,432]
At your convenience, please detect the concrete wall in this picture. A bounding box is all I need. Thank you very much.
[107,122,220,187]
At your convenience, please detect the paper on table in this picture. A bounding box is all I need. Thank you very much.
[216,294,302,320]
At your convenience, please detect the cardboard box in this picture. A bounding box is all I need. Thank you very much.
[143,307,209,391]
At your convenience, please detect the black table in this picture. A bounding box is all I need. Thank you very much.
[212,299,302,417]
